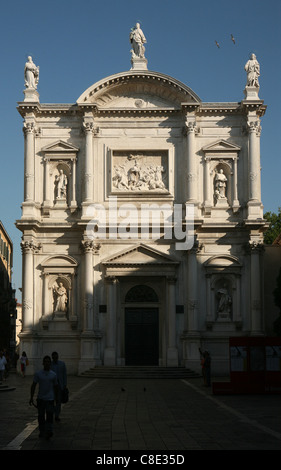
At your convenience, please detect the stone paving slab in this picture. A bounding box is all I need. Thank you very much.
[1,372,281,451]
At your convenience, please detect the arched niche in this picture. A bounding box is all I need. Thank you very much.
[204,255,242,329]
[41,255,78,326]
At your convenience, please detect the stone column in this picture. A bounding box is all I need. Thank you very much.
[82,119,94,204]
[185,118,199,217]
[104,276,117,366]
[249,241,263,335]
[247,119,262,218]
[70,156,77,209]
[21,240,41,332]
[203,157,212,215]
[167,276,178,366]
[81,239,98,331]
[23,121,36,202]
[187,246,199,333]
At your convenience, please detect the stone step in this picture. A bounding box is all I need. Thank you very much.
[80,366,200,379]
[0,384,16,392]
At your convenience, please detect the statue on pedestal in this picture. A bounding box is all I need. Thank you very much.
[130,23,147,59]
[245,53,260,88]
[24,56,39,89]
[217,284,232,319]
[55,169,68,200]
[53,282,68,313]
[214,169,227,204]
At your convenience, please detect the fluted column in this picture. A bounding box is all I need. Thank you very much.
[249,242,263,335]
[247,119,262,218]
[21,240,41,331]
[82,119,94,203]
[81,239,100,332]
[23,121,36,202]
[104,276,117,366]
[167,276,178,366]
[185,120,198,203]
[187,246,199,333]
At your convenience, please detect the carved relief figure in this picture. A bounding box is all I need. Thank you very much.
[245,53,260,87]
[112,155,168,192]
[214,169,227,202]
[217,284,232,319]
[55,169,68,200]
[24,56,39,89]
[112,166,129,190]
[53,282,68,313]
[130,23,147,58]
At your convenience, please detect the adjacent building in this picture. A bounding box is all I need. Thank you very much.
[16,29,267,375]
[0,221,16,353]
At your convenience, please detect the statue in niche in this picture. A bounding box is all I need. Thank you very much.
[216,284,232,319]
[214,169,227,203]
[130,23,147,58]
[24,56,39,89]
[55,169,68,200]
[53,281,68,313]
[245,53,260,88]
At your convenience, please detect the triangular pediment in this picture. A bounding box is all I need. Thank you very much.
[42,140,79,153]
[102,244,178,266]
[202,140,241,153]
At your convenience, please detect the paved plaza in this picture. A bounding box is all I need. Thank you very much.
[1,372,281,451]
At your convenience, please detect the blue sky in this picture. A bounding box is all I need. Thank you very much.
[0,0,280,299]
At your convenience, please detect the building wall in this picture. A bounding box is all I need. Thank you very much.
[0,221,16,352]
[17,70,267,376]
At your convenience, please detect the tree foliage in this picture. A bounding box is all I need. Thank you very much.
[263,208,281,244]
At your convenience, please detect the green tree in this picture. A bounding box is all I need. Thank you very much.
[264,208,281,244]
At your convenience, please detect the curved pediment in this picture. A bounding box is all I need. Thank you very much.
[77,71,201,110]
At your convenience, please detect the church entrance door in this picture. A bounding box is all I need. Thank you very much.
[125,307,159,365]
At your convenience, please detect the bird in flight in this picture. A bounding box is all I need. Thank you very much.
[215,41,220,48]
[231,34,236,44]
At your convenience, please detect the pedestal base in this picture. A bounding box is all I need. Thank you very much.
[23,88,39,102]
[167,348,178,367]
[104,347,116,366]
[130,57,148,71]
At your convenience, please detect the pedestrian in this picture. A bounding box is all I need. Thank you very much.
[20,351,28,377]
[29,355,58,440]
[51,352,67,422]
[0,350,7,382]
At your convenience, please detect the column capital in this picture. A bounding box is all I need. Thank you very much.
[21,240,42,254]
[183,120,199,136]
[82,121,99,136]
[81,239,101,254]
[23,121,40,136]
[247,120,261,136]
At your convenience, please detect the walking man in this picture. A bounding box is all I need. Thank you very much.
[51,352,67,422]
[29,356,58,439]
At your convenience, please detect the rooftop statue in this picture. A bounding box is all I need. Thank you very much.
[130,22,147,59]
[24,56,39,89]
[245,53,260,88]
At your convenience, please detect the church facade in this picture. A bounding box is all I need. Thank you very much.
[17,30,267,375]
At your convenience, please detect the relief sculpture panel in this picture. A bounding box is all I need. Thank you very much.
[111,151,169,193]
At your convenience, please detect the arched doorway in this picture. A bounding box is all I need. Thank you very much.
[125,285,159,365]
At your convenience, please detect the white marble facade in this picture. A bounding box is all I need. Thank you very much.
[16,31,267,375]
